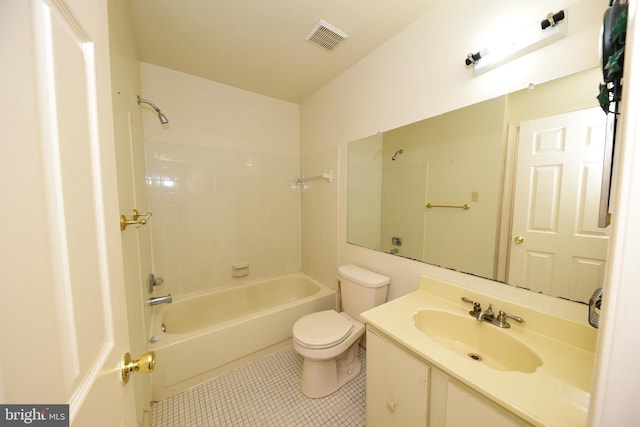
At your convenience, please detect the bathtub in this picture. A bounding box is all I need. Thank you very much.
[149,272,336,400]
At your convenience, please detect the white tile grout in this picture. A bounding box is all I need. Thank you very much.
[151,345,366,426]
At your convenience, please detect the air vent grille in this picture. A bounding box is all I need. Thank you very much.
[305,19,349,51]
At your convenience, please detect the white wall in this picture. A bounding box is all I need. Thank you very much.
[300,0,606,308]
[140,63,300,297]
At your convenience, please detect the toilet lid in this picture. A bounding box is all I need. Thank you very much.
[293,310,354,349]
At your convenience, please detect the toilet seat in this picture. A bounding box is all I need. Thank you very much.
[293,310,354,349]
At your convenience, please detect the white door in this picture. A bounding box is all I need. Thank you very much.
[508,108,609,302]
[0,0,137,425]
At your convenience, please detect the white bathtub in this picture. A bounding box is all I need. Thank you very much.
[149,272,336,400]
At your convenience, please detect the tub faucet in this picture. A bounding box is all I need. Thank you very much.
[147,294,172,306]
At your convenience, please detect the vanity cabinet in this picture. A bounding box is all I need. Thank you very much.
[366,328,532,427]
[366,328,430,426]
[429,368,532,426]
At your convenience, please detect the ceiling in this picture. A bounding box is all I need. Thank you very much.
[129,0,440,104]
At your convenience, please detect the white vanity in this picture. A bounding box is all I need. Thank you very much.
[361,276,597,426]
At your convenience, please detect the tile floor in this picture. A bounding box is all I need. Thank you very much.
[151,344,366,426]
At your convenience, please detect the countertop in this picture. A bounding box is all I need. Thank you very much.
[361,276,597,427]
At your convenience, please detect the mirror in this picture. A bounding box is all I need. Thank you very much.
[347,68,610,304]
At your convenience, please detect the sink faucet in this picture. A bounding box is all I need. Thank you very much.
[147,294,172,306]
[461,296,523,328]
[476,304,494,321]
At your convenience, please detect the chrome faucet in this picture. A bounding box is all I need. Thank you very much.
[147,294,172,306]
[476,304,494,321]
[461,297,523,328]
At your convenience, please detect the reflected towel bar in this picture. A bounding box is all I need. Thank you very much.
[296,170,333,185]
[426,203,471,210]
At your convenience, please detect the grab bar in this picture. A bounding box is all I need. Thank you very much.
[426,203,471,210]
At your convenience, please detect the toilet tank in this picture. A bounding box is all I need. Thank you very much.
[338,265,390,322]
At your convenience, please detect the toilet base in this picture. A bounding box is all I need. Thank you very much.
[299,338,362,398]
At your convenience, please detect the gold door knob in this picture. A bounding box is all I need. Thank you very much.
[120,351,155,384]
[514,236,525,244]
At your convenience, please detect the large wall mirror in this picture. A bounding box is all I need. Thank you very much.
[347,67,610,304]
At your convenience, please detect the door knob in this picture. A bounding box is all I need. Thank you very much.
[514,236,525,244]
[120,351,155,384]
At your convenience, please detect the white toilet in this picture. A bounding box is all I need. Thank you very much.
[292,264,390,398]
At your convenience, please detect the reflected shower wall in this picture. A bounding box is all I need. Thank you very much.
[347,97,506,279]
[146,141,301,297]
[380,163,428,260]
[347,134,383,250]
[381,97,505,278]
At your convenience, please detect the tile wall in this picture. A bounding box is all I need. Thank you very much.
[140,63,301,298]
[146,143,301,297]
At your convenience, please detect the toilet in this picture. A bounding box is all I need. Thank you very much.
[292,264,390,398]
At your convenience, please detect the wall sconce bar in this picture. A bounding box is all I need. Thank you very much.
[466,10,567,76]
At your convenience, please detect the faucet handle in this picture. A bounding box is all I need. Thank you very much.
[496,311,524,328]
[147,273,164,294]
[461,296,481,315]
[461,296,476,305]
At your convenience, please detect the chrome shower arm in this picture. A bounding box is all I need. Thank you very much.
[137,95,169,124]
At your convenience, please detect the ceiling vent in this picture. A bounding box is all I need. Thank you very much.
[305,19,349,51]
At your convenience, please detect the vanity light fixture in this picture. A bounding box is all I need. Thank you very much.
[541,10,566,29]
[465,9,567,75]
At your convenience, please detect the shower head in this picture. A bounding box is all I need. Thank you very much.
[392,149,403,161]
[137,96,169,124]
[158,111,169,125]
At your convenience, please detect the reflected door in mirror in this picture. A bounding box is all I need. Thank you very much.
[508,107,609,302]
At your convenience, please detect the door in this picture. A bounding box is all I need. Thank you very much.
[508,108,609,302]
[0,0,136,424]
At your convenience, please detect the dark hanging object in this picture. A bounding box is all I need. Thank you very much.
[598,0,628,114]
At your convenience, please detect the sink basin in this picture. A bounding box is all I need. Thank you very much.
[413,309,542,373]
